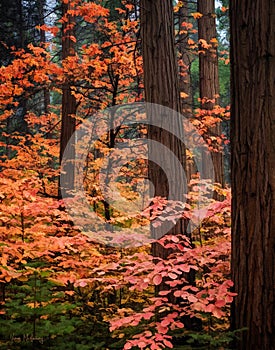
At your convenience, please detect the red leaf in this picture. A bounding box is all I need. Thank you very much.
[215,299,226,308]
[171,235,179,243]
[179,264,191,273]
[69,35,77,43]
[163,339,173,348]
[161,319,170,327]
[143,312,154,320]
[168,272,177,280]
[78,280,87,287]
[187,294,198,303]
[157,324,168,334]
[153,274,162,286]
[137,341,147,349]
[159,290,171,296]
[174,290,182,298]
[174,321,184,329]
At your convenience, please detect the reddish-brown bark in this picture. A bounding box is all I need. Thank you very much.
[230,0,275,348]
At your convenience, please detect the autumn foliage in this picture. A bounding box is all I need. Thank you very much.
[0,1,234,349]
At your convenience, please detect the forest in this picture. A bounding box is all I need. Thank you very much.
[0,0,274,349]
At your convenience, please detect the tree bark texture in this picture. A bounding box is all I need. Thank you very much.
[198,0,224,188]
[230,0,275,348]
[38,0,50,114]
[178,3,193,118]
[197,0,219,109]
[140,0,186,257]
[140,0,181,111]
[59,0,77,196]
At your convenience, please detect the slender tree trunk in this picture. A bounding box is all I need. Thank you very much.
[140,0,186,258]
[178,3,192,117]
[38,0,50,114]
[18,0,25,49]
[197,0,224,188]
[59,0,77,197]
[230,0,275,349]
[178,2,196,181]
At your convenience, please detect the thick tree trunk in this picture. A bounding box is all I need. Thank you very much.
[198,0,219,109]
[59,0,77,196]
[140,0,181,111]
[230,0,275,349]
[197,0,224,188]
[140,0,186,259]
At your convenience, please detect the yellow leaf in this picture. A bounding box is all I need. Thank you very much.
[191,12,203,19]
[199,39,212,49]
[187,38,195,46]
[40,315,49,319]
[210,38,218,44]
[116,7,125,14]
[180,92,189,99]
[18,275,28,282]
[125,4,134,10]
[174,1,183,12]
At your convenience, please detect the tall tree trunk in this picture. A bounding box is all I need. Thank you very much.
[18,0,25,49]
[178,3,192,118]
[59,0,77,197]
[198,0,219,109]
[178,2,196,181]
[38,0,50,114]
[230,0,275,349]
[140,0,186,258]
[197,0,224,188]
